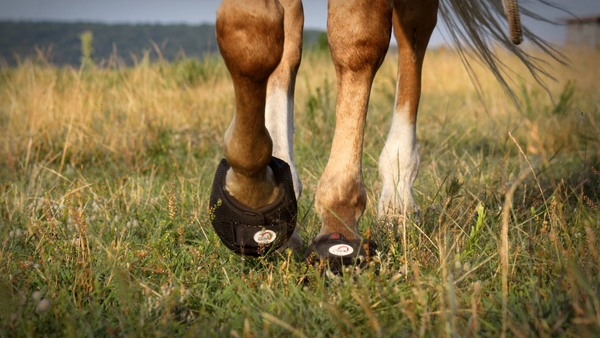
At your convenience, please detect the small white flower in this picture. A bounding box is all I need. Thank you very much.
[32,291,42,302]
[36,299,50,313]
[454,261,462,270]
[463,261,471,272]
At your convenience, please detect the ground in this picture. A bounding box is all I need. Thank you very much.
[0,47,599,336]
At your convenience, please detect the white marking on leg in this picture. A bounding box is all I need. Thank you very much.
[265,88,302,199]
[378,101,420,218]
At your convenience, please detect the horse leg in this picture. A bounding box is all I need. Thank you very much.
[265,0,304,252]
[265,0,303,200]
[216,0,284,209]
[315,0,392,240]
[377,0,438,221]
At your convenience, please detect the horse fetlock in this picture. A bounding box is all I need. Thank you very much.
[224,166,280,209]
[315,174,366,239]
[378,142,420,220]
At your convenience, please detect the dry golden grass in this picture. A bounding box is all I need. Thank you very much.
[1,48,598,174]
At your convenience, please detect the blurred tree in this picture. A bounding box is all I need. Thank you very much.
[0,22,324,66]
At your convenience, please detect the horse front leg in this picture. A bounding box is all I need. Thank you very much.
[216,0,285,209]
[213,0,303,256]
[315,0,393,240]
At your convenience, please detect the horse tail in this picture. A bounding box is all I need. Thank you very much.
[438,0,569,105]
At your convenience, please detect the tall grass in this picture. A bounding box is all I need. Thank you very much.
[0,47,599,336]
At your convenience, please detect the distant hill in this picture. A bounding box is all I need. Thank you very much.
[0,21,325,66]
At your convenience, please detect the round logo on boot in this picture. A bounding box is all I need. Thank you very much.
[328,244,354,256]
[254,230,277,244]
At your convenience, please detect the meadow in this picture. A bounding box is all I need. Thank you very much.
[0,44,599,336]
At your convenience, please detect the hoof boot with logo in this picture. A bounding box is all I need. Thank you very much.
[209,157,297,257]
[302,233,377,274]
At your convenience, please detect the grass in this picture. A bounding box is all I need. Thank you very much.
[0,46,599,337]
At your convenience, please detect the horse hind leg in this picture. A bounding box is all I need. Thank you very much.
[216,0,285,209]
[265,0,304,252]
[377,0,438,222]
[265,0,304,200]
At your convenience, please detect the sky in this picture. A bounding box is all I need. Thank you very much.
[2,0,600,46]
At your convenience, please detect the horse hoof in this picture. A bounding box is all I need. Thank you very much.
[302,233,377,274]
[209,157,297,257]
